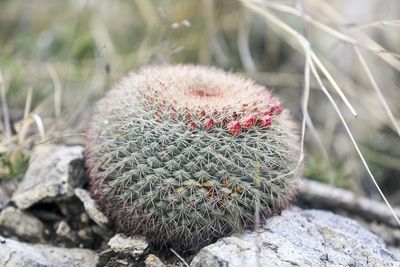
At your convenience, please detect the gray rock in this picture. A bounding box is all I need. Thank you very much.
[0,180,18,209]
[108,233,148,258]
[74,188,108,227]
[0,207,45,242]
[12,145,85,209]
[0,235,98,267]
[190,209,399,267]
[145,254,166,267]
[55,220,76,242]
[390,247,400,262]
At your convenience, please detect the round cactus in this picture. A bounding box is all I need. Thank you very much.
[85,64,302,252]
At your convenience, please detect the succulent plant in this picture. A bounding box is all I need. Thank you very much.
[85,64,302,252]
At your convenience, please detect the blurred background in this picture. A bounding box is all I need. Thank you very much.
[0,0,399,205]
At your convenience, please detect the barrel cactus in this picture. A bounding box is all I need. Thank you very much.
[85,64,302,252]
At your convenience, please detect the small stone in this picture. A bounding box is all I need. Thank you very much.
[78,228,92,240]
[115,259,129,265]
[74,188,109,228]
[0,207,45,242]
[80,213,90,224]
[0,180,18,209]
[0,235,98,267]
[107,233,148,258]
[11,145,85,209]
[145,254,166,267]
[55,221,75,241]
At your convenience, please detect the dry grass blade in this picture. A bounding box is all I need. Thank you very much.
[238,11,257,72]
[240,0,358,118]
[31,114,46,140]
[259,1,400,60]
[299,44,311,168]
[305,113,328,160]
[309,59,400,226]
[47,64,62,118]
[350,20,400,30]
[353,46,400,137]
[35,133,86,145]
[18,87,33,144]
[170,248,189,267]
[304,0,400,72]
[260,1,354,43]
[239,0,400,226]
[0,69,12,143]
[310,51,358,118]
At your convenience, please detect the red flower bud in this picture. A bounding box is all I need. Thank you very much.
[241,113,257,129]
[227,121,242,135]
[204,118,215,129]
[260,115,272,127]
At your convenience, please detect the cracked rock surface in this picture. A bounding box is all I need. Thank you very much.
[11,145,85,209]
[190,209,399,267]
[0,235,98,267]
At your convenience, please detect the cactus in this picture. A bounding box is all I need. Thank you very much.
[85,64,302,252]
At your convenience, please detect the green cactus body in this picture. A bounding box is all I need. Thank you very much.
[85,65,302,252]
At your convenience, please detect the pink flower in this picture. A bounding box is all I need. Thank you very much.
[241,113,257,129]
[259,115,272,127]
[204,118,216,129]
[227,121,242,135]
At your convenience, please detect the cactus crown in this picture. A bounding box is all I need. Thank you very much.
[85,64,302,252]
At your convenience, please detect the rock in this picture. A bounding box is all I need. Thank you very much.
[77,227,92,240]
[80,212,90,224]
[74,188,108,228]
[0,235,98,267]
[55,221,72,237]
[0,180,18,209]
[12,145,85,209]
[145,254,166,267]
[107,233,148,258]
[55,220,76,242]
[0,207,45,242]
[190,209,399,267]
[390,247,400,261]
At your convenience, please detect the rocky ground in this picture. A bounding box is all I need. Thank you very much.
[0,144,399,267]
